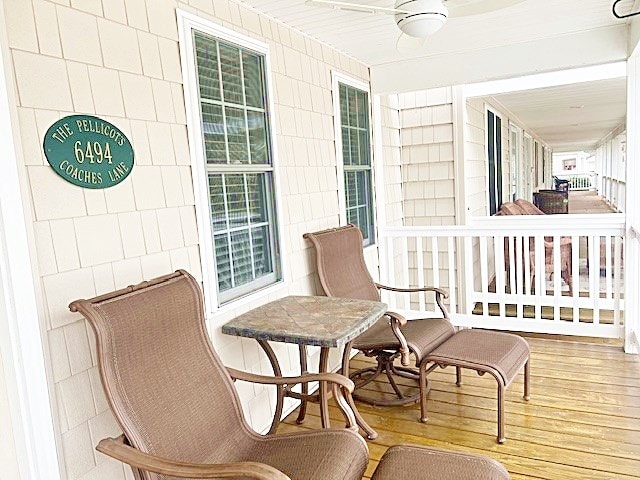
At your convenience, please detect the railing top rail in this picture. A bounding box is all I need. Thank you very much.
[379,214,626,238]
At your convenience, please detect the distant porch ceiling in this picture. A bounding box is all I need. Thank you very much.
[488,77,627,152]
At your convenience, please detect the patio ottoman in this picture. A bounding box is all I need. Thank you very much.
[372,445,510,480]
[421,329,530,443]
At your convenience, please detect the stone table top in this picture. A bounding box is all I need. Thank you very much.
[222,296,388,347]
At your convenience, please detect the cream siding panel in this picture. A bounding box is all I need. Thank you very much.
[102,0,127,24]
[4,0,38,52]
[13,52,72,110]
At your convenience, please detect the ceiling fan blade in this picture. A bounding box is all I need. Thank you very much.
[304,0,410,15]
[445,0,526,17]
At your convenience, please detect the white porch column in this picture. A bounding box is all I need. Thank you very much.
[625,50,640,354]
[0,4,62,477]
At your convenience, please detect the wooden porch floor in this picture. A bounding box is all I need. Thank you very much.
[279,336,640,479]
[568,191,616,214]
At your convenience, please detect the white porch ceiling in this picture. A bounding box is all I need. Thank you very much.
[489,77,628,152]
[236,0,628,67]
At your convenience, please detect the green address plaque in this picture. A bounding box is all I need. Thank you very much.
[43,115,134,189]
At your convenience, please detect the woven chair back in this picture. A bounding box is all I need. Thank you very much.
[304,225,380,302]
[514,199,545,215]
[70,271,249,480]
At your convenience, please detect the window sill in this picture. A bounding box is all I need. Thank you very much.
[207,279,288,322]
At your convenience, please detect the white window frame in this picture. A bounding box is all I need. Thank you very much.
[484,105,504,216]
[509,122,522,201]
[178,11,286,317]
[331,71,377,246]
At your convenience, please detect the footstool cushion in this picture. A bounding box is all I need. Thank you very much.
[372,445,510,480]
[421,329,531,443]
[427,330,529,387]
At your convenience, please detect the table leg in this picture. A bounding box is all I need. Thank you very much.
[257,339,284,435]
[341,341,378,440]
[319,347,331,428]
[296,344,308,424]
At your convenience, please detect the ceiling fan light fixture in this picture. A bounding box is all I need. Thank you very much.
[394,0,449,37]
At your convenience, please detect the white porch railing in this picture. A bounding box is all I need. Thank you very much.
[379,214,626,339]
[553,172,596,191]
[600,175,626,212]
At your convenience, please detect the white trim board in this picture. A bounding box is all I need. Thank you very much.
[0,9,61,478]
[465,61,627,98]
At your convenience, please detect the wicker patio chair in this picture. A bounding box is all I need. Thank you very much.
[501,199,573,295]
[69,270,369,480]
[304,225,455,407]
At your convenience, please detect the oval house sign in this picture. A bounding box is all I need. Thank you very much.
[43,115,134,189]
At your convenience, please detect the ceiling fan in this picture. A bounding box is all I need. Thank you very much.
[305,0,527,38]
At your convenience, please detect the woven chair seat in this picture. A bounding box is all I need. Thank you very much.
[372,445,510,480]
[353,317,454,365]
[230,429,368,480]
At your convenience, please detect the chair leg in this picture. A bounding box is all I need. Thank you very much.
[419,362,429,423]
[456,366,462,387]
[497,383,505,444]
[524,360,531,401]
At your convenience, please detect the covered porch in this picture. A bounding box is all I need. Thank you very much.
[1,0,640,479]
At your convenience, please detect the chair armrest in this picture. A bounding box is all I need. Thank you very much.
[226,369,354,393]
[97,436,290,480]
[375,284,449,298]
[227,369,358,429]
[386,311,411,367]
[375,284,450,318]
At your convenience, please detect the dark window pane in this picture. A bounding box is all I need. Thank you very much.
[201,103,226,164]
[194,32,221,102]
[357,90,368,129]
[251,225,272,277]
[219,43,243,105]
[231,230,253,286]
[242,52,265,109]
[247,174,268,223]
[208,174,226,231]
[339,84,349,126]
[358,129,370,166]
[341,127,353,166]
[214,234,232,292]
[225,174,248,227]
[247,111,268,164]
[225,106,248,164]
[349,128,360,165]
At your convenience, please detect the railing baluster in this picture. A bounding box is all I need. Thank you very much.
[572,235,580,323]
[464,236,474,315]
[401,236,409,310]
[495,235,506,318]
[431,236,440,304]
[553,236,561,322]
[614,235,622,327]
[534,235,544,322]
[416,236,425,312]
[386,236,396,310]
[515,235,524,319]
[605,235,613,299]
[479,236,489,318]
[590,236,601,325]
[447,236,456,314]
[508,235,516,295]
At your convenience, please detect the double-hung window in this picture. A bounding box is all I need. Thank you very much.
[183,17,281,307]
[333,74,375,245]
